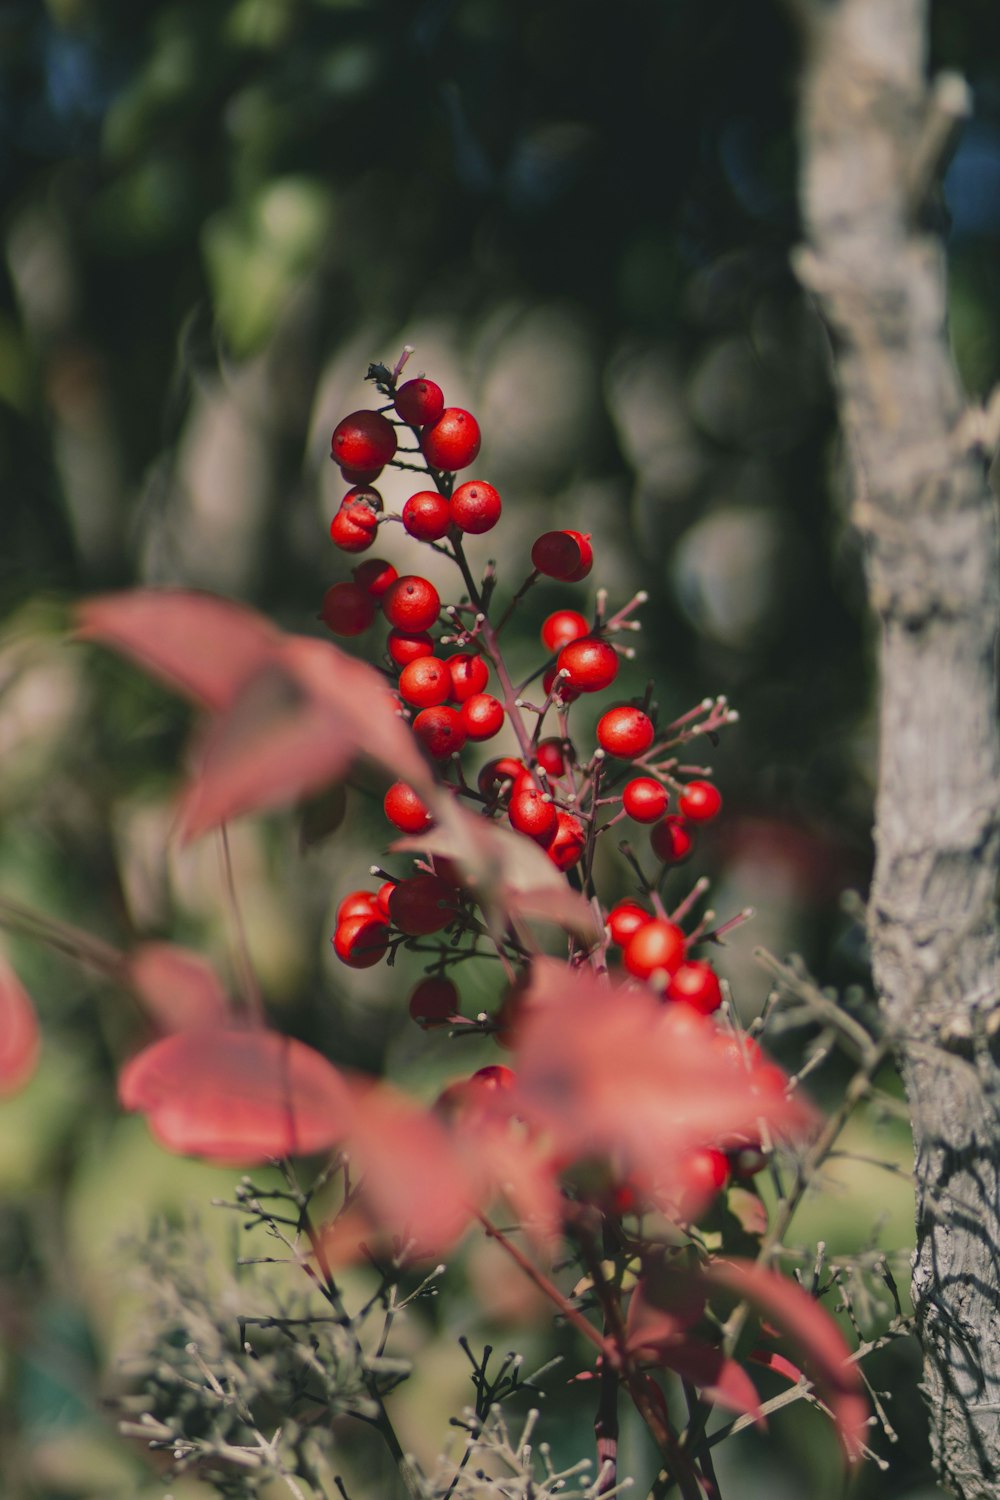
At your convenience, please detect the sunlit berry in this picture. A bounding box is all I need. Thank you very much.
[678,780,723,823]
[387,628,436,666]
[678,1147,730,1211]
[421,408,481,470]
[336,890,382,923]
[509,784,557,843]
[331,410,398,471]
[622,777,668,823]
[413,705,466,758]
[459,692,505,741]
[383,575,441,632]
[623,919,686,981]
[383,781,433,832]
[398,656,451,708]
[650,815,695,863]
[556,637,619,693]
[547,811,586,870]
[666,960,723,1015]
[607,901,652,947]
[330,501,379,553]
[447,652,489,702]
[353,558,398,598]
[333,912,389,968]
[541,609,590,653]
[402,490,452,542]
[321,582,376,636]
[596,706,654,758]
[450,480,502,534]
[395,378,445,427]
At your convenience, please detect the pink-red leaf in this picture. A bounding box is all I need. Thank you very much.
[626,1278,762,1421]
[126,943,233,1032]
[119,1027,353,1163]
[0,950,39,1095]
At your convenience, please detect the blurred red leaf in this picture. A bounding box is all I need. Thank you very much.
[119,1027,353,1163]
[126,943,233,1032]
[626,1276,763,1420]
[703,1258,868,1457]
[0,950,39,1095]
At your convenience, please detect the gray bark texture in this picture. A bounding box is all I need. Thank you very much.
[795,1,1000,1493]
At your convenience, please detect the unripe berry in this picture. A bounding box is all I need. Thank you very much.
[556,637,619,693]
[509,784,557,843]
[383,781,433,832]
[678,780,723,823]
[447,652,490,702]
[623,919,686,981]
[331,410,398,471]
[413,704,466,759]
[398,656,451,708]
[547,811,586,870]
[383,575,441,632]
[450,479,502,534]
[596,706,654,758]
[387,628,436,666]
[321,581,376,636]
[541,609,590,653]
[666,960,723,1015]
[607,900,652,947]
[622,777,668,823]
[459,692,505,741]
[408,974,459,1027]
[650,815,695,863]
[333,913,389,968]
[330,500,379,553]
[478,756,524,801]
[394,378,445,427]
[531,530,593,581]
[402,489,452,542]
[389,875,458,935]
[536,738,568,777]
[421,408,481,470]
[353,557,398,598]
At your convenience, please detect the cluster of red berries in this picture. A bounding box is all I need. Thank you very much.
[323,353,753,1209]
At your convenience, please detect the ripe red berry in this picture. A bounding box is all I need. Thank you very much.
[394,378,445,427]
[678,1147,730,1208]
[542,664,581,704]
[447,652,490,702]
[509,784,557,843]
[353,557,398,598]
[666,960,723,1015]
[650,815,695,863]
[469,1063,516,1092]
[413,705,467,759]
[337,890,382,923]
[623,919,686,981]
[541,609,590,653]
[330,500,379,553]
[338,463,383,486]
[450,480,502,534]
[333,913,389,968]
[402,489,452,542]
[678,780,723,823]
[342,484,383,513]
[478,756,524,800]
[597,706,654,758]
[398,656,451,708]
[547,810,586,870]
[408,974,459,1027]
[321,581,376,636]
[459,692,505,741]
[387,628,435,666]
[331,410,398,471]
[389,875,458,935]
[375,881,396,918]
[383,575,441,632]
[421,408,481,470]
[531,530,594,581]
[556,637,619,693]
[383,781,433,832]
[622,777,668,823]
[607,901,652,947]
[536,738,568,777]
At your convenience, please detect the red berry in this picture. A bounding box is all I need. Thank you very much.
[650,815,695,863]
[421,408,481,470]
[556,637,619,693]
[542,664,581,704]
[321,582,376,636]
[607,901,652,947]
[547,810,586,870]
[408,974,459,1027]
[398,656,451,708]
[342,484,383,513]
[389,875,458,935]
[541,609,590,653]
[623,919,686,981]
[678,780,723,823]
[413,704,466,759]
[402,490,452,542]
[459,692,505,741]
[333,913,389,968]
[622,777,668,823]
[447,652,490,702]
[531,530,593,581]
[596,706,654,758]
[450,479,502,534]
[330,501,379,553]
[536,738,568,777]
[394,378,445,427]
[338,463,383,486]
[375,880,396,918]
[679,1147,730,1207]
[331,410,398,471]
[478,756,524,800]
[666,961,723,1015]
[469,1063,516,1092]
[337,890,382,923]
[387,628,435,666]
[509,784,557,843]
[383,575,441,632]
[353,558,398,598]
[383,781,433,832]
[714,1032,762,1073]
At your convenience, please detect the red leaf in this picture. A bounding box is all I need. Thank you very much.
[119,1027,353,1163]
[702,1259,868,1457]
[626,1279,762,1420]
[126,943,233,1032]
[0,950,39,1095]
[76,590,281,712]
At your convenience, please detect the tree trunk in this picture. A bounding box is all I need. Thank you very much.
[795,2,1000,1493]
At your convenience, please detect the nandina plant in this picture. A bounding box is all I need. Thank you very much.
[0,351,910,1498]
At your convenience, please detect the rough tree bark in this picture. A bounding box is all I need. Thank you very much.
[795,2,1000,1494]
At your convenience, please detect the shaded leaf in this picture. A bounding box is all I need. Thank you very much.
[126,943,233,1032]
[0,949,39,1095]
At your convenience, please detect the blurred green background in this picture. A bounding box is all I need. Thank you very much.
[3,0,999,1494]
